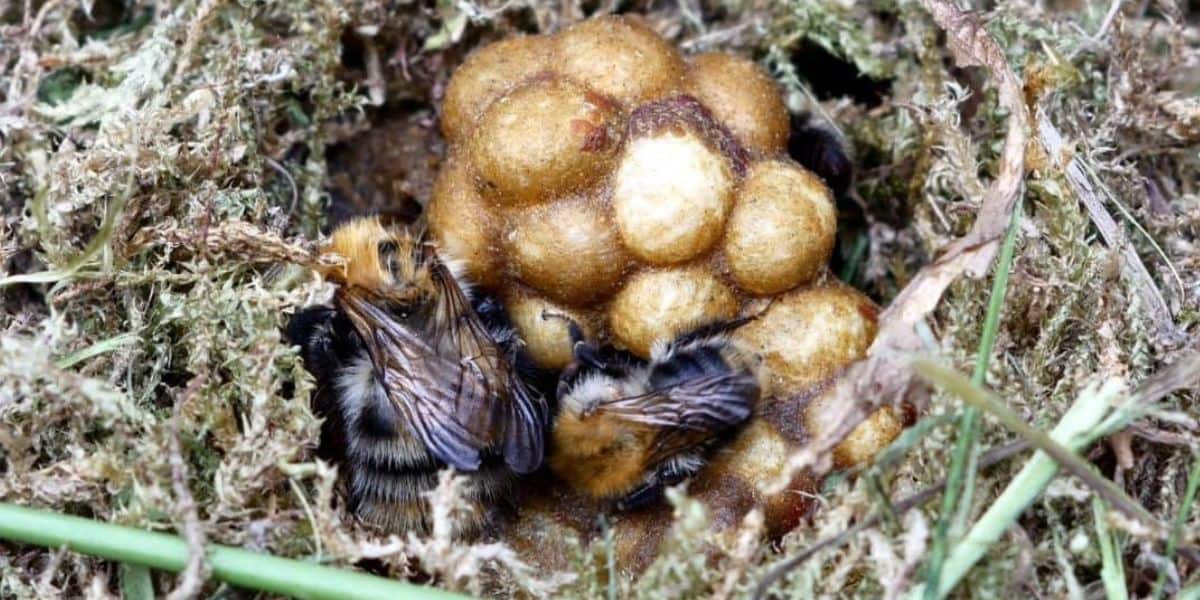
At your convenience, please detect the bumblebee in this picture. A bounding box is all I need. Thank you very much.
[287,217,547,536]
[547,317,762,509]
[787,112,853,199]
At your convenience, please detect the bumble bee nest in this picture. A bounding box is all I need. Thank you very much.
[429,15,904,568]
[430,14,901,456]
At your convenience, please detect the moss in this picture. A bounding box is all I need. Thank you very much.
[2,1,1198,598]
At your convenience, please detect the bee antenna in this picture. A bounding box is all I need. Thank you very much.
[673,309,767,348]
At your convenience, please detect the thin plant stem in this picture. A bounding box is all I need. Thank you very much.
[1093,497,1129,600]
[924,201,1023,599]
[1151,453,1200,600]
[956,200,1023,528]
[839,233,869,284]
[600,514,618,600]
[909,360,1160,599]
[751,440,1031,600]
[0,503,463,600]
[0,158,135,288]
[54,332,140,369]
[914,360,1159,526]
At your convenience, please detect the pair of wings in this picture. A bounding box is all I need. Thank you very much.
[588,370,758,469]
[336,262,546,474]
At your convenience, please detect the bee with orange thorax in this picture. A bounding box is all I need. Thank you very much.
[287,217,547,536]
[547,317,762,510]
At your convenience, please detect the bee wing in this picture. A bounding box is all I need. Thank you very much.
[429,260,547,474]
[603,371,758,466]
[341,292,489,471]
[499,374,547,474]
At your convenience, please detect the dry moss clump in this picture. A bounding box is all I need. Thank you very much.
[1,1,1199,599]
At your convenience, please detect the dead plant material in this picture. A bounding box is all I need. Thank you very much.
[165,376,211,600]
[871,0,1030,391]
[128,220,323,267]
[753,440,1033,598]
[1037,113,1180,341]
[768,0,1032,493]
[3,0,1198,597]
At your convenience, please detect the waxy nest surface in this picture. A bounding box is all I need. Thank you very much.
[429,17,882,410]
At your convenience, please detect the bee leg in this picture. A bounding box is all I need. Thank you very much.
[542,310,610,376]
[558,337,613,402]
[540,310,589,349]
[472,293,524,354]
[555,376,574,404]
[615,452,708,511]
[286,306,340,381]
[615,479,665,511]
[571,340,608,371]
[473,293,557,395]
[472,293,511,338]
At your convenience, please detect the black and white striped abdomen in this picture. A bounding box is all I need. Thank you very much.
[335,354,511,534]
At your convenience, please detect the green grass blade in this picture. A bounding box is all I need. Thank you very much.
[54,333,141,369]
[1151,453,1200,600]
[908,363,1123,599]
[924,200,1023,599]
[839,233,869,283]
[914,360,1158,526]
[120,563,155,600]
[0,169,133,289]
[955,200,1023,524]
[1093,497,1129,600]
[0,503,464,600]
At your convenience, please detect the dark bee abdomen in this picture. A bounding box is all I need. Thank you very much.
[357,395,402,438]
[336,357,510,535]
[348,455,439,533]
[288,306,511,536]
[787,113,852,199]
[647,346,730,390]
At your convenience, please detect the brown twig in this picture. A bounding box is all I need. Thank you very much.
[165,376,210,600]
[1126,348,1200,408]
[868,0,1030,386]
[1129,423,1197,447]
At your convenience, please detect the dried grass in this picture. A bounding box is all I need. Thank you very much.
[1,0,1197,598]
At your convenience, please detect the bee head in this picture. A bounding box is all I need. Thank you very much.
[318,217,434,303]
